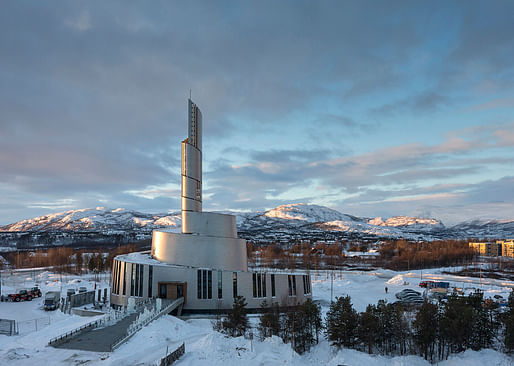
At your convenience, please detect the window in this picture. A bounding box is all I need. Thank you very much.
[139,264,144,297]
[197,269,212,299]
[262,274,266,297]
[197,270,202,299]
[112,260,118,295]
[271,274,276,297]
[202,270,207,299]
[292,276,296,296]
[208,271,212,299]
[253,273,257,298]
[233,272,237,298]
[303,275,311,294]
[252,273,267,298]
[218,271,222,299]
[148,265,153,297]
[288,275,297,296]
[122,262,126,295]
[131,264,136,296]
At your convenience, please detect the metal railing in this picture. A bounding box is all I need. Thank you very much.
[48,308,127,346]
[111,298,184,351]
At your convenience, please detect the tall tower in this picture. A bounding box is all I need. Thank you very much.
[181,99,202,232]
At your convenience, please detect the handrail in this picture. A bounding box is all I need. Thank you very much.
[48,308,126,346]
[111,298,184,351]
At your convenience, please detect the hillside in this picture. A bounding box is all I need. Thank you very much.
[0,203,512,251]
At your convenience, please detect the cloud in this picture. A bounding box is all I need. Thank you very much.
[1,2,514,224]
[369,91,452,118]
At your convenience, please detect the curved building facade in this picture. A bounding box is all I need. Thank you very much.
[110,99,311,313]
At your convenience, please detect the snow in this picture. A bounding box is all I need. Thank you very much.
[264,203,354,223]
[2,204,513,242]
[1,266,513,365]
[386,274,406,286]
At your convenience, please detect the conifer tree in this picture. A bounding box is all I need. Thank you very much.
[325,295,359,348]
[358,304,379,354]
[222,295,249,337]
[258,301,281,340]
[504,290,514,352]
[414,301,438,361]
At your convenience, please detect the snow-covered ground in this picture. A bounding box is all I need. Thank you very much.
[0,268,513,365]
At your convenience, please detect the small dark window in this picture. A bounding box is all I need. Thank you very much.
[122,262,126,295]
[233,272,238,298]
[262,274,266,297]
[218,271,222,299]
[271,274,276,297]
[148,265,153,297]
[207,270,212,299]
[252,273,257,298]
[257,274,262,297]
[197,270,202,299]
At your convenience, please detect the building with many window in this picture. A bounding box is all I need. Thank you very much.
[499,240,514,257]
[110,99,312,313]
[469,240,514,257]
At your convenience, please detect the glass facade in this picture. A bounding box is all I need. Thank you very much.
[288,275,297,296]
[197,269,212,299]
[302,275,311,294]
[252,273,267,298]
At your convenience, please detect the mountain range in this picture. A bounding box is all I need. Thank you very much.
[0,203,513,251]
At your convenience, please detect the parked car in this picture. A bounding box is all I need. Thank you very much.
[395,289,421,299]
[66,288,76,297]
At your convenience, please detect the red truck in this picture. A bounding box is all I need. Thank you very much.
[8,288,41,302]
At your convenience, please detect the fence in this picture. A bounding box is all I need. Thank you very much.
[159,343,185,366]
[17,316,51,334]
[0,319,17,336]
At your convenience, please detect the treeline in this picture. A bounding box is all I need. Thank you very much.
[215,291,514,359]
[377,240,476,270]
[247,239,477,271]
[1,244,139,273]
[327,291,514,362]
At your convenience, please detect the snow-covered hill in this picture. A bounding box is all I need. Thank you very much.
[450,219,514,239]
[0,204,512,250]
[264,203,359,223]
[0,207,180,233]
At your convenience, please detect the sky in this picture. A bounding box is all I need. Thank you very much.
[1,1,513,226]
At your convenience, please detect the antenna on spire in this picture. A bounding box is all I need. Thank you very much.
[189,89,192,99]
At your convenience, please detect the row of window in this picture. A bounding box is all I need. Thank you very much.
[111,261,153,298]
[114,265,311,300]
[302,275,311,295]
[197,271,239,300]
[197,269,212,299]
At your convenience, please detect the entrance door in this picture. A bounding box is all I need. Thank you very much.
[177,284,184,298]
[159,283,167,298]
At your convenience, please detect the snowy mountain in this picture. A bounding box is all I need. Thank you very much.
[0,207,181,233]
[450,219,514,239]
[0,203,512,251]
[263,203,359,223]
